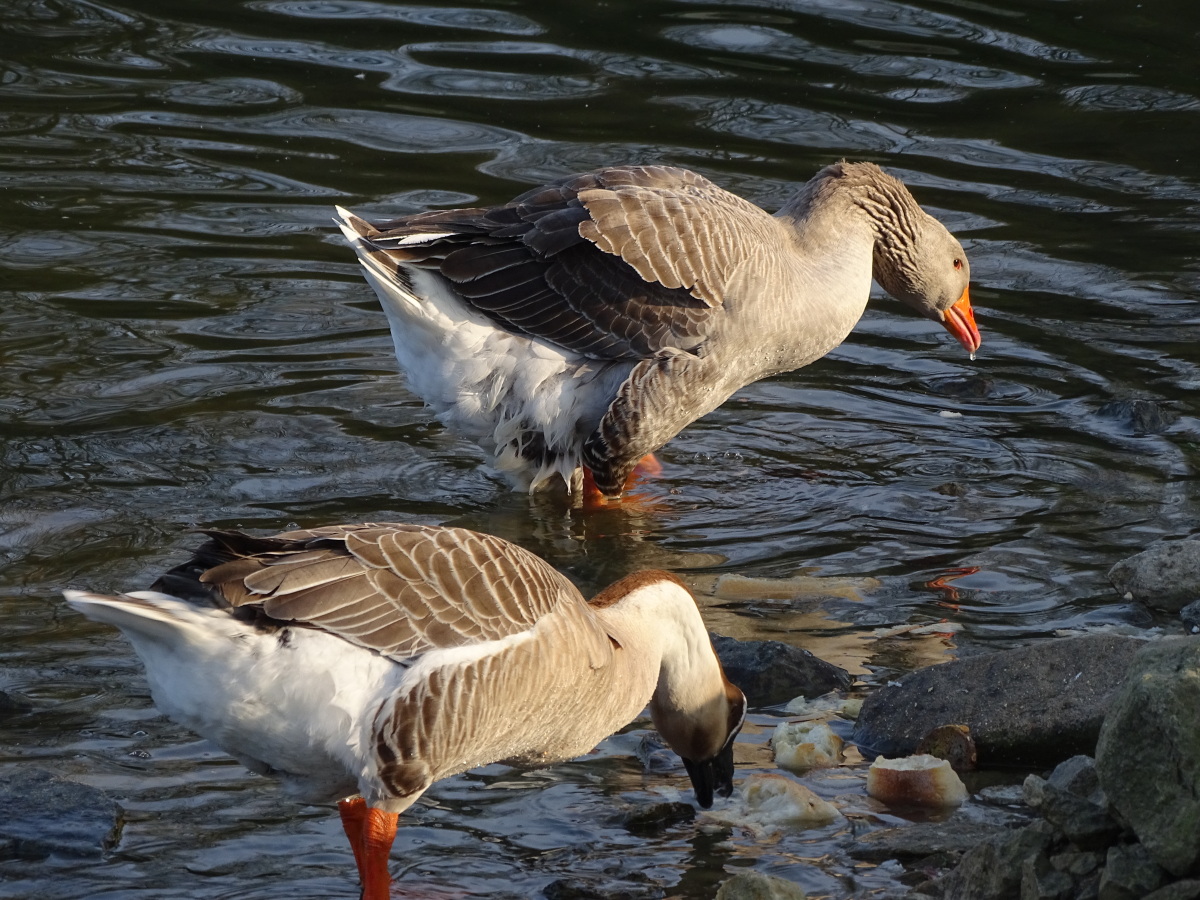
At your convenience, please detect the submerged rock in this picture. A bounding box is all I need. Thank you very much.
[852,635,1146,765]
[0,690,33,716]
[1096,638,1200,877]
[542,877,664,899]
[849,821,1010,864]
[0,767,122,859]
[1108,540,1200,613]
[710,634,851,707]
[1097,398,1175,435]
[622,801,694,837]
[715,871,807,899]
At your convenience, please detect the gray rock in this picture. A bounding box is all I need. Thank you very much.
[1108,541,1200,613]
[1050,850,1104,878]
[850,821,1010,863]
[1023,774,1047,806]
[1021,851,1076,900]
[976,784,1027,807]
[1098,844,1166,900]
[1022,775,1119,851]
[1046,755,1100,798]
[852,635,1146,765]
[710,634,851,707]
[714,871,806,899]
[1181,600,1200,635]
[0,767,122,859]
[935,823,1058,900]
[1096,638,1200,877]
[1076,871,1103,900]
[1143,880,1200,900]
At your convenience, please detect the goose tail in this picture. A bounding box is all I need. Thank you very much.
[63,589,215,649]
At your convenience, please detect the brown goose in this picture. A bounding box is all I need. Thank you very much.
[336,161,979,499]
[64,523,746,900]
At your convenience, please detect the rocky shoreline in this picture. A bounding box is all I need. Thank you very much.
[861,637,1200,900]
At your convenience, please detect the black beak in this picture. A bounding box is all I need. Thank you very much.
[682,740,735,809]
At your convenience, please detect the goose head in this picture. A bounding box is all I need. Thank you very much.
[653,674,746,808]
[628,575,747,808]
[872,211,979,355]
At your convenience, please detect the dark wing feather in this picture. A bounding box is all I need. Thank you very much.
[171,524,584,660]
[342,166,777,360]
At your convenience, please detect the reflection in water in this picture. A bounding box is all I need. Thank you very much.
[1,0,1199,896]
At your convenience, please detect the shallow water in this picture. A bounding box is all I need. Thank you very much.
[2,0,1198,896]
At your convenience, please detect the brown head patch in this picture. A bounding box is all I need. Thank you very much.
[587,569,690,609]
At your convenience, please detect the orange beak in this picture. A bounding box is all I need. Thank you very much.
[942,287,980,355]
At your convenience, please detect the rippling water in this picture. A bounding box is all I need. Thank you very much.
[2,0,1199,897]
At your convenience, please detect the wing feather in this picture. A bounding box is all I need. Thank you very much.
[339,165,783,360]
[186,524,587,660]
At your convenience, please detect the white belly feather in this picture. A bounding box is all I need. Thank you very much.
[115,592,401,804]
[357,255,631,492]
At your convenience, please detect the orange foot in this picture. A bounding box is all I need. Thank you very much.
[581,454,663,508]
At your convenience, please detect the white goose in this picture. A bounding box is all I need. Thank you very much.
[65,523,746,900]
[336,161,979,500]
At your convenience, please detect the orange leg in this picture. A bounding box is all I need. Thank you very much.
[338,797,398,900]
[338,797,368,879]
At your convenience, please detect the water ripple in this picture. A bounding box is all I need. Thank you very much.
[665,23,1038,93]
[679,0,1094,63]
[249,0,544,36]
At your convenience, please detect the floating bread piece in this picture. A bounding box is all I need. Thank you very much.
[771,720,843,771]
[866,753,968,807]
[783,693,862,720]
[704,773,839,834]
[692,572,880,603]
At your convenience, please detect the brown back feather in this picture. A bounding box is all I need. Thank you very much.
[177,524,585,659]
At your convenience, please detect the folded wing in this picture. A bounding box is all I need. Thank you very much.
[337,165,780,360]
[168,524,589,660]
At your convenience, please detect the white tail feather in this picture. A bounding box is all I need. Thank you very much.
[63,589,214,649]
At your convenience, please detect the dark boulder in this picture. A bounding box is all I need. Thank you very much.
[852,635,1146,765]
[710,634,851,707]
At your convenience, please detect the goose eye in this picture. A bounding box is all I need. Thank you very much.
[953,258,963,270]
